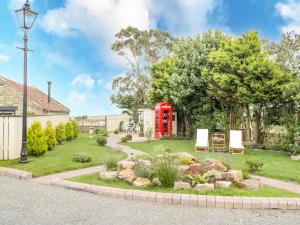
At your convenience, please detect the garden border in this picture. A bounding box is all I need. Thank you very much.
[51,178,300,210]
[0,167,32,179]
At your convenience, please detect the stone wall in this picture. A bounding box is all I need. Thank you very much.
[0,79,45,115]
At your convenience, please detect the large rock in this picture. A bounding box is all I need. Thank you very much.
[203,159,228,172]
[99,171,118,180]
[137,159,152,167]
[215,181,232,188]
[222,170,243,182]
[291,155,300,161]
[178,165,190,175]
[174,181,191,190]
[188,163,205,176]
[238,179,263,191]
[118,160,135,170]
[118,169,136,183]
[194,183,214,191]
[178,152,195,160]
[133,177,151,187]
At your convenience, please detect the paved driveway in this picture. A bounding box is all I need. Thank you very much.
[0,176,300,225]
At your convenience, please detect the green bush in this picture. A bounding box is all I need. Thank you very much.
[55,122,66,144]
[73,153,92,163]
[121,136,128,143]
[242,169,250,179]
[96,136,107,146]
[154,156,178,188]
[45,121,57,151]
[125,134,132,141]
[105,157,118,171]
[246,160,264,173]
[71,120,80,138]
[180,156,193,165]
[65,121,74,141]
[114,129,119,134]
[27,121,48,157]
[133,163,153,179]
[268,143,292,153]
[95,128,108,137]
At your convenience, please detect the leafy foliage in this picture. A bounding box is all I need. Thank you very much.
[189,175,209,186]
[27,121,48,157]
[95,128,108,137]
[71,120,80,138]
[133,162,153,179]
[96,136,107,146]
[65,121,74,141]
[73,153,92,163]
[246,160,264,173]
[105,157,119,171]
[55,123,66,145]
[45,121,57,151]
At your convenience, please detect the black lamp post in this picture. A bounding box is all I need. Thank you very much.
[15,0,38,163]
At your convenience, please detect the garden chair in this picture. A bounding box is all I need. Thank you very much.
[195,129,209,152]
[229,130,244,155]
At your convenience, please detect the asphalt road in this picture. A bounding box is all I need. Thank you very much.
[0,176,300,225]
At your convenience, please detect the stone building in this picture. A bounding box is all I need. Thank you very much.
[0,75,70,115]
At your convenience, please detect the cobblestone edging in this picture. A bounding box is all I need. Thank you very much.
[0,167,32,180]
[51,178,300,210]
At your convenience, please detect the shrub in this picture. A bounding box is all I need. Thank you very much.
[73,153,92,163]
[180,156,193,165]
[154,156,178,188]
[125,134,132,141]
[190,175,209,186]
[96,135,107,146]
[71,120,80,138]
[268,143,292,153]
[65,121,74,141]
[121,136,128,143]
[56,122,66,144]
[246,160,264,173]
[27,121,48,157]
[145,128,152,142]
[133,163,153,179]
[96,128,108,137]
[242,169,250,179]
[45,121,57,151]
[114,129,119,134]
[105,157,118,171]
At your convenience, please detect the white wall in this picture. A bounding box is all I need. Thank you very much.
[0,114,70,160]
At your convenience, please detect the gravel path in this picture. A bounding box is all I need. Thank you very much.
[1,176,300,225]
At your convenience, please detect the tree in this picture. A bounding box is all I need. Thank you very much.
[167,31,223,136]
[27,121,48,157]
[71,120,80,138]
[56,123,66,144]
[45,121,57,151]
[205,31,292,145]
[65,121,74,141]
[111,27,175,120]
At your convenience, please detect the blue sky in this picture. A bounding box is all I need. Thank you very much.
[0,0,299,116]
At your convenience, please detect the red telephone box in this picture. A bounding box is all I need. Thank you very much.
[155,102,173,139]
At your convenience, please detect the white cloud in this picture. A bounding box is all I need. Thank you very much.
[69,90,86,104]
[97,79,102,86]
[276,0,300,34]
[41,0,224,66]
[0,54,10,62]
[71,73,95,89]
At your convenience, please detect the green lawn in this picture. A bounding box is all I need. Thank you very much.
[122,140,300,184]
[0,134,127,177]
[69,173,300,197]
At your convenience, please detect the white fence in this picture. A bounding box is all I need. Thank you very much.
[0,114,69,160]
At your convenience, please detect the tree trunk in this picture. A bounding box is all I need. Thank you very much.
[184,114,192,138]
[252,109,261,148]
[246,105,252,142]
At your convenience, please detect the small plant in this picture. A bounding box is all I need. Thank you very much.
[65,121,74,141]
[55,122,66,144]
[105,157,118,171]
[73,153,92,163]
[121,136,128,143]
[189,175,209,186]
[246,160,264,173]
[180,156,193,165]
[27,121,48,157]
[45,121,57,151]
[145,128,153,142]
[242,169,250,179]
[204,170,223,183]
[154,157,178,188]
[125,134,132,141]
[96,136,107,146]
[114,129,119,134]
[133,163,153,179]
